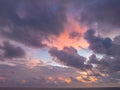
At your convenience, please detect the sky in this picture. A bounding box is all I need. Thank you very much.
[0,0,120,88]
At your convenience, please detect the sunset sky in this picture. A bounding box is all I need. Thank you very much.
[0,0,120,88]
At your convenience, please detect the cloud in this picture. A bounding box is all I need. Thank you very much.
[69,31,81,40]
[0,0,120,86]
[84,29,120,81]
[110,71,120,79]
[49,47,92,70]
[0,41,26,59]
[84,29,112,55]
[88,54,110,73]
[0,61,16,67]
[113,35,120,45]
[88,54,109,67]
[87,54,120,81]
[74,0,120,34]
[66,0,120,36]
[75,75,98,83]
[84,29,120,57]
[0,0,67,48]
[26,59,46,68]
[83,0,120,27]
[57,77,72,84]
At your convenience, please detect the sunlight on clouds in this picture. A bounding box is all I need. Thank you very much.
[76,76,87,83]
[75,76,98,83]
[89,76,98,82]
[47,76,54,81]
[58,77,72,84]
[76,71,98,83]
[44,15,89,50]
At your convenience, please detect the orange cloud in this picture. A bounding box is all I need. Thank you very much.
[26,59,45,68]
[75,71,98,83]
[47,76,72,84]
[47,76,54,81]
[58,77,71,84]
[76,75,98,83]
[44,16,89,50]
[89,76,98,83]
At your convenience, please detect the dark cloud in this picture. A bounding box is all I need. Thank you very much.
[85,0,120,26]
[88,54,99,64]
[88,54,110,73]
[0,0,120,48]
[88,54,109,67]
[87,54,120,80]
[0,41,26,59]
[84,29,120,57]
[0,0,66,34]
[0,0,67,48]
[49,47,92,70]
[0,0,120,85]
[84,29,112,55]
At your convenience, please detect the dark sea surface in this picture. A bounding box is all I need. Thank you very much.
[0,88,120,90]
